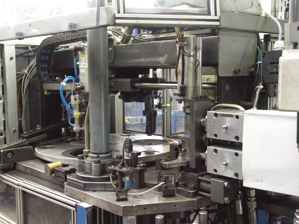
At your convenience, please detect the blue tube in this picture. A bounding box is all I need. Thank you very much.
[60,76,75,116]
[68,115,74,126]
[65,90,72,99]
[16,48,38,59]
[73,56,79,83]
[157,108,170,118]
[62,91,72,121]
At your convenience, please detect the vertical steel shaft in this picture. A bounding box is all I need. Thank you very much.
[87,25,109,154]
[289,0,299,22]
[198,211,209,224]
[155,215,164,224]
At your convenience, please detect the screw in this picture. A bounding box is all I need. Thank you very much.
[6,152,13,159]
[108,47,113,52]
[223,161,228,166]
[12,128,16,133]
[222,125,228,129]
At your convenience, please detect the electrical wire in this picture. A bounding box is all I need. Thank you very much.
[157,108,170,118]
[110,172,118,189]
[127,182,165,196]
[20,58,37,132]
[211,104,245,111]
[68,115,74,126]
[16,48,38,59]
[191,211,199,223]
[264,12,282,41]
[257,46,263,83]
[109,138,128,189]
[174,27,181,80]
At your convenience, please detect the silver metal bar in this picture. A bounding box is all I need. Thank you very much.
[0,173,79,206]
[162,69,172,138]
[2,45,19,143]
[88,1,109,155]
[210,0,216,16]
[115,20,220,27]
[19,186,75,210]
[115,14,220,20]
[134,83,177,89]
[0,214,15,224]
[134,83,216,90]
[43,83,73,91]
[16,188,24,224]
[289,0,299,22]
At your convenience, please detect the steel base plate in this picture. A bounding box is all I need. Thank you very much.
[35,134,177,165]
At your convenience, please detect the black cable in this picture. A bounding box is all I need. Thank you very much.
[191,211,199,223]
[110,29,124,37]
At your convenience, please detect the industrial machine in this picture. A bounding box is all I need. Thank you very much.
[0,0,298,223]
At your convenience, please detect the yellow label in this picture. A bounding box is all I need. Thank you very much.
[82,54,86,58]
[82,74,87,77]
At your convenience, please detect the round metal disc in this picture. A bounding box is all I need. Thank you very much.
[35,134,178,165]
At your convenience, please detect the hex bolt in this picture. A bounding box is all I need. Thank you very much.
[224,197,231,204]
[12,128,16,133]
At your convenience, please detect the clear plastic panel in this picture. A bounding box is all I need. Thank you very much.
[0,0,100,40]
[24,192,72,224]
[0,182,17,222]
[124,0,209,14]
[124,102,163,135]
[0,0,91,26]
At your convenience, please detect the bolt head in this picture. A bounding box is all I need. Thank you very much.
[223,181,231,188]
[224,197,231,204]
[6,152,13,159]
[247,189,256,197]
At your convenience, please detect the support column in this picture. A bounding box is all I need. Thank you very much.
[87,26,109,154]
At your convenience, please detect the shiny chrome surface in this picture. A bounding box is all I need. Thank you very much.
[35,134,178,165]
